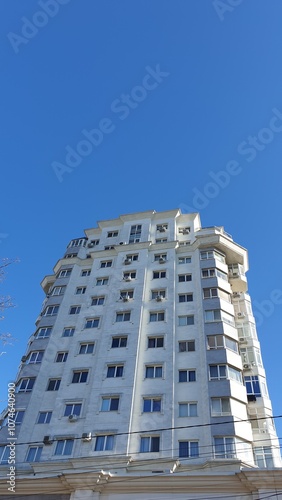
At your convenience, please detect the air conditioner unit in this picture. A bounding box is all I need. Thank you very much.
[156,295,163,302]
[243,363,251,369]
[43,436,52,445]
[122,297,129,302]
[233,292,241,298]
[124,259,131,265]
[123,276,132,282]
[68,414,78,422]
[88,242,95,248]
[237,312,246,318]
[158,226,166,232]
[21,356,27,363]
[182,229,190,235]
[239,337,247,343]
[82,432,92,442]
[119,242,127,245]
[159,257,166,264]
[232,272,239,278]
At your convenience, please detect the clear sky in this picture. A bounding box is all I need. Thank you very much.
[1,0,282,446]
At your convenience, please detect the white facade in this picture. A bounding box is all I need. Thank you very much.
[0,209,281,499]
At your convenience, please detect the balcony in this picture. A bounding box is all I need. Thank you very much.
[228,264,247,292]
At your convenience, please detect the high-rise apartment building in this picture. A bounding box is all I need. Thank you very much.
[0,209,281,499]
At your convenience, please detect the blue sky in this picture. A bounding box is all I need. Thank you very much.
[1,0,282,444]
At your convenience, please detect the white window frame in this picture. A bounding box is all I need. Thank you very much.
[75,286,86,295]
[17,378,35,393]
[81,269,91,277]
[55,351,68,363]
[54,439,74,456]
[143,397,162,413]
[178,274,192,282]
[111,336,128,348]
[79,342,95,354]
[96,277,109,286]
[140,436,160,453]
[44,305,59,316]
[51,286,66,296]
[178,256,191,265]
[149,311,165,322]
[69,305,81,315]
[62,327,75,337]
[211,398,231,416]
[84,317,100,329]
[100,260,112,268]
[27,351,44,364]
[101,397,120,412]
[91,296,105,305]
[178,315,194,326]
[36,327,52,338]
[145,365,163,379]
[178,402,197,417]
[178,340,195,352]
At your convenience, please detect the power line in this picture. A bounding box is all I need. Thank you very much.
[9,413,282,447]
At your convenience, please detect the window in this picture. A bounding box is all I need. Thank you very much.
[143,398,161,412]
[65,253,78,259]
[179,293,193,303]
[125,253,138,262]
[240,347,262,367]
[178,274,192,282]
[100,260,112,268]
[72,371,88,383]
[85,317,100,328]
[178,315,194,326]
[47,378,61,391]
[44,305,59,316]
[111,336,127,348]
[244,376,261,397]
[156,238,167,243]
[88,239,99,247]
[254,446,274,468]
[178,340,195,352]
[37,411,52,424]
[207,335,238,352]
[95,435,114,451]
[178,226,190,234]
[81,269,91,277]
[153,270,166,279]
[69,238,86,247]
[156,224,168,232]
[145,366,163,378]
[129,224,142,243]
[17,378,35,393]
[91,296,105,305]
[179,403,197,417]
[140,436,160,453]
[69,305,81,315]
[26,446,43,462]
[116,311,131,322]
[79,343,95,354]
[209,365,242,383]
[178,256,191,265]
[178,241,191,247]
[14,410,25,424]
[101,397,120,411]
[203,287,231,302]
[54,439,74,456]
[204,310,221,322]
[214,437,235,459]
[27,351,44,364]
[209,365,226,380]
[58,268,72,278]
[211,398,231,416]
[203,287,218,299]
[120,290,134,300]
[179,441,199,458]
[0,446,9,464]
[64,403,82,417]
[179,370,196,382]
[149,311,165,322]
[148,336,164,348]
[107,365,124,378]
[202,268,228,281]
[62,327,75,337]
[123,271,136,280]
[107,231,118,238]
[75,286,86,295]
[56,352,68,362]
[51,286,66,296]
[96,277,109,286]
[151,290,166,300]
[36,327,52,338]
[200,250,225,263]
[104,245,115,250]
[154,253,167,261]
